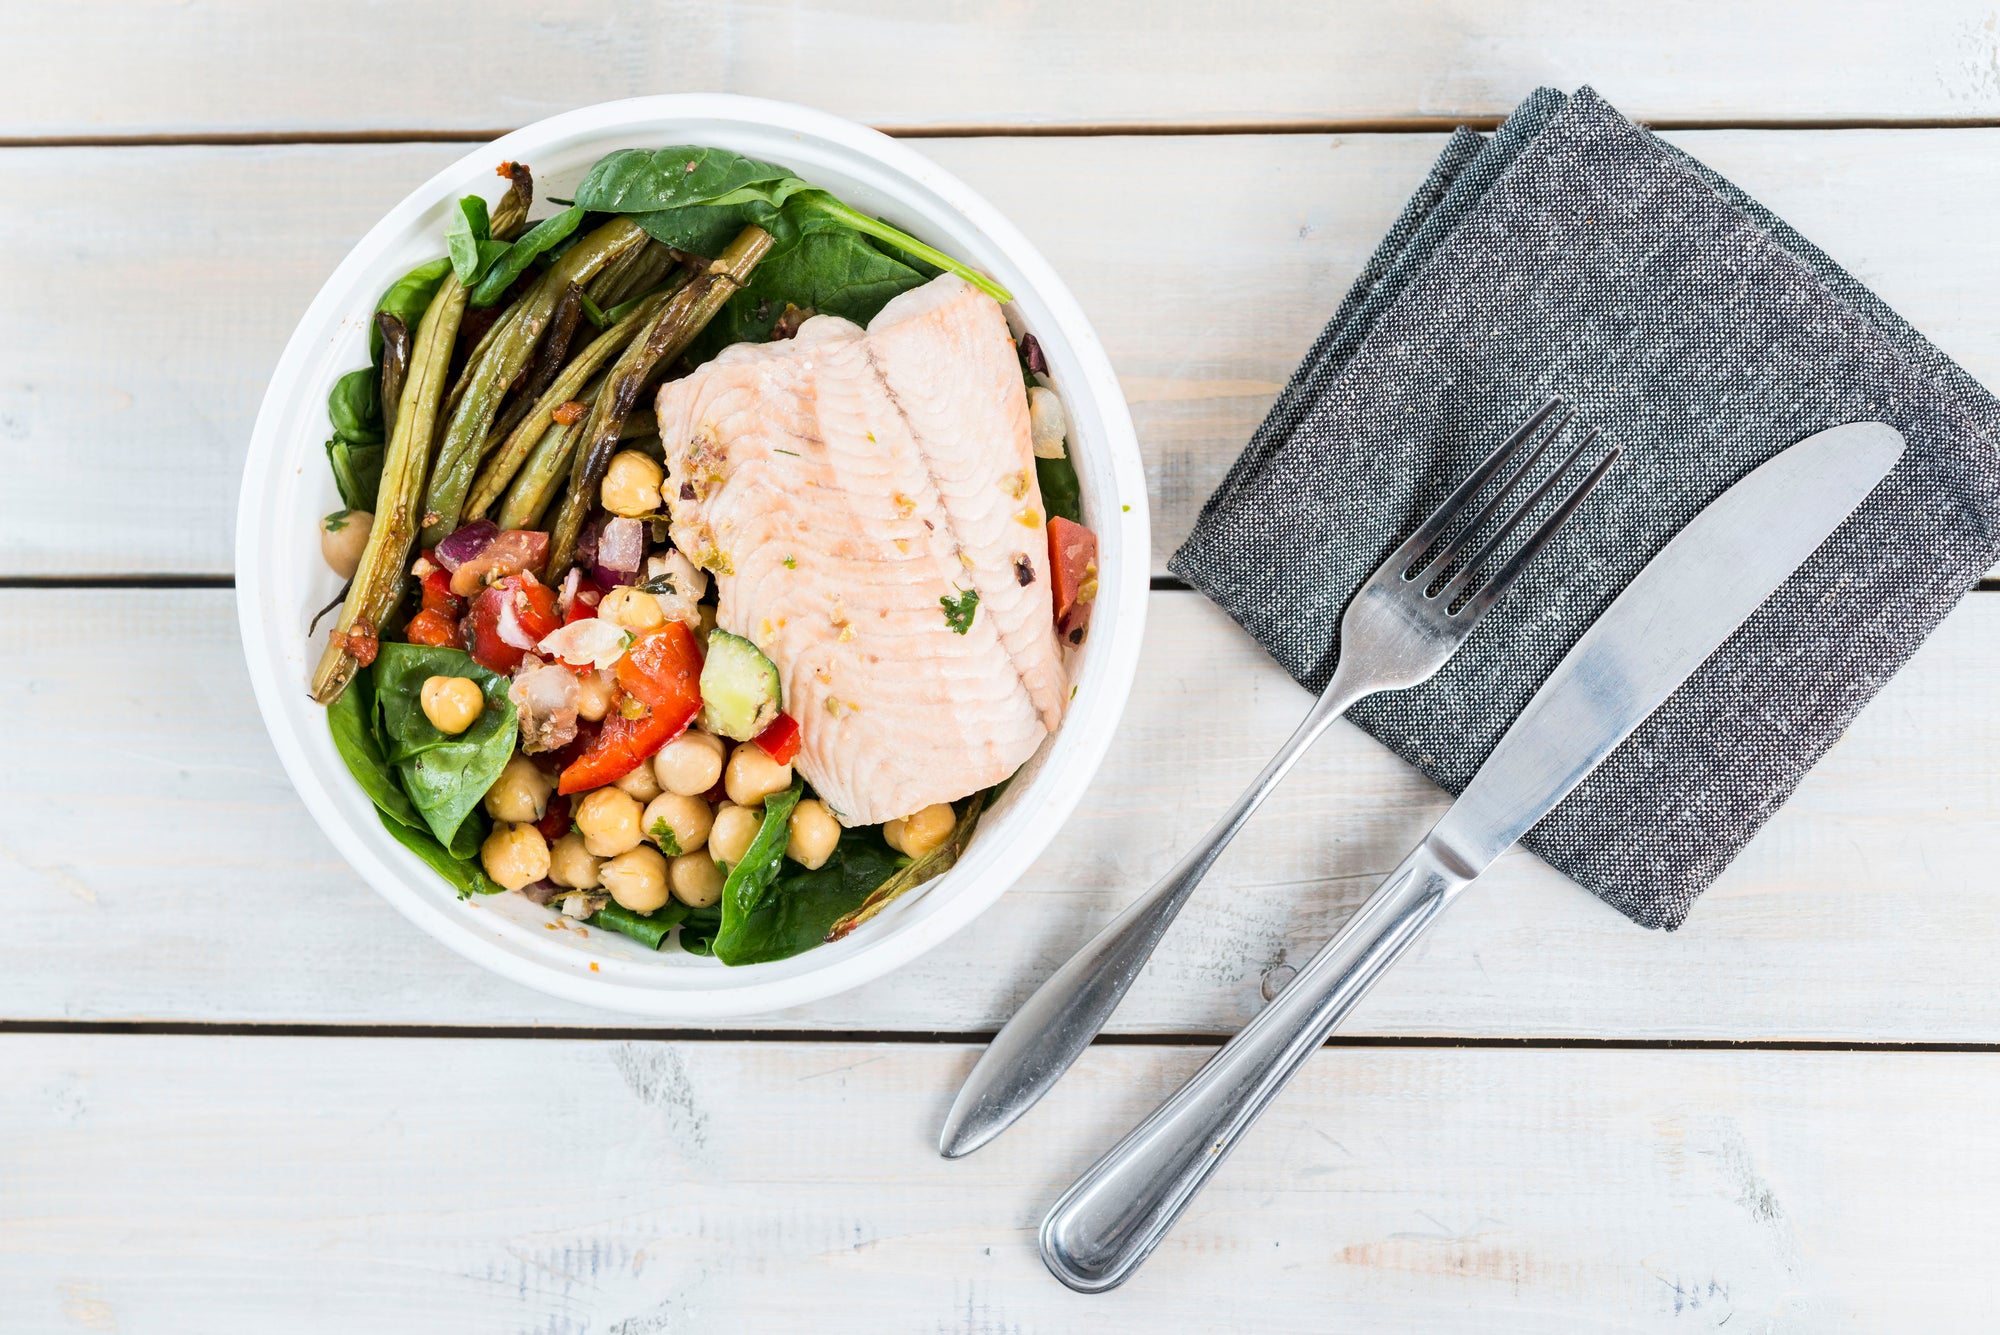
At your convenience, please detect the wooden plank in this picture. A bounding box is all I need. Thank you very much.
[10,1,2000,137]
[7,130,2000,577]
[5,585,1998,1038]
[3,1035,1995,1329]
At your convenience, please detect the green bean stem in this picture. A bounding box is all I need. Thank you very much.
[419,218,648,546]
[543,225,774,580]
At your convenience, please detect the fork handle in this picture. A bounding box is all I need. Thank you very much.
[936,664,1374,1158]
[1037,837,1474,1292]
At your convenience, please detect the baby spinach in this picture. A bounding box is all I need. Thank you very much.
[325,437,383,512]
[711,830,905,965]
[469,205,586,307]
[327,366,382,445]
[1037,455,1083,527]
[379,808,501,897]
[826,792,984,943]
[588,899,690,950]
[710,777,804,964]
[327,662,499,895]
[371,643,518,848]
[573,146,1009,305]
[373,257,453,359]
[445,194,492,283]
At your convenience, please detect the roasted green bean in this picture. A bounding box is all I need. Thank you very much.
[463,283,678,520]
[418,218,649,546]
[544,225,774,579]
[495,376,605,531]
[374,312,410,440]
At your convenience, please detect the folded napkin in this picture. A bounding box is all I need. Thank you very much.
[1171,87,2000,929]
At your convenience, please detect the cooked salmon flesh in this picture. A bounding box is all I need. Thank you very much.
[655,274,1068,827]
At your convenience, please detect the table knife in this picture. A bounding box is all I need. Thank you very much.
[1035,420,1907,1292]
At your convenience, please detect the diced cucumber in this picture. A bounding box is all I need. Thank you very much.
[699,630,782,740]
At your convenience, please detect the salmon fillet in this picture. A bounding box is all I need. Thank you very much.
[655,274,1067,827]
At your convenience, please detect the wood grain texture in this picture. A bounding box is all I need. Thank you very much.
[7,130,2000,576]
[8,1,2000,136]
[3,1034,1995,1331]
[6,585,1997,1038]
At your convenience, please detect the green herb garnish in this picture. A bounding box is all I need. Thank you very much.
[940,588,979,634]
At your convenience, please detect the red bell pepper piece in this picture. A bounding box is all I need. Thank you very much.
[1047,516,1100,645]
[420,567,465,619]
[403,608,460,648]
[753,712,802,766]
[462,573,561,674]
[558,624,705,794]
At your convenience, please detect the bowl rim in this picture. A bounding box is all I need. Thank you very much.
[235,93,1149,1018]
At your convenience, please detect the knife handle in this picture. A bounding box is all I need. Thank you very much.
[1037,837,1474,1293]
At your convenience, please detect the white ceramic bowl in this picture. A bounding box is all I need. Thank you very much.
[237,95,1149,1018]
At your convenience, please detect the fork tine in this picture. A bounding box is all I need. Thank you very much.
[1391,396,1564,579]
[1451,440,1620,620]
[1416,403,1576,584]
[1436,426,1604,607]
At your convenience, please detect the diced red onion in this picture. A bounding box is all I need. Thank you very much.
[520,879,562,906]
[433,520,498,572]
[591,516,646,588]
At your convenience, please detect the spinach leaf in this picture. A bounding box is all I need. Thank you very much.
[574,145,1008,304]
[1037,454,1083,526]
[469,206,585,307]
[710,777,804,964]
[712,830,905,965]
[678,905,722,956]
[326,662,423,831]
[325,437,383,512]
[379,806,501,897]
[589,899,690,950]
[575,146,813,217]
[445,194,491,283]
[371,643,518,847]
[827,792,985,943]
[327,366,382,445]
[373,257,453,359]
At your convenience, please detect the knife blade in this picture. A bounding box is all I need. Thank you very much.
[1034,420,1906,1294]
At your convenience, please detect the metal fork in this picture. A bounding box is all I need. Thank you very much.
[939,396,1617,1158]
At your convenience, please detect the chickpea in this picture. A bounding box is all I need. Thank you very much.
[669,851,725,908]
[321,508,373,579]
[599,585,666,633]
[885,802,956,858]
[708,802,762,867]
[575,668,616,722]
[547,832,602,890]
[786,798,841,871]
[643,791,713,856]
[480,822,550,892]
[600,449,665,519]
[420,675,484,735]
[483,753,553,823]
[599,845,670,913]
[724,742,793,808]
[574,786,644,857]
[653,729,726,796]
[614,760,663,802]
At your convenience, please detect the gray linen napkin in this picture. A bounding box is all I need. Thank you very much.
[1170,87,2000,930]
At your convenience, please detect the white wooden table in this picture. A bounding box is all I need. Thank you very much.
[7,4,2000,1329]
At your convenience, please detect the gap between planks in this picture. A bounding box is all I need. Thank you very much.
[11,115,2000,149]
[6,1020,2000,1053]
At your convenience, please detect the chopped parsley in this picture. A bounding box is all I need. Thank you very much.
[940,587,980,634]
[648,819,682,857]
[323,508,352,532]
